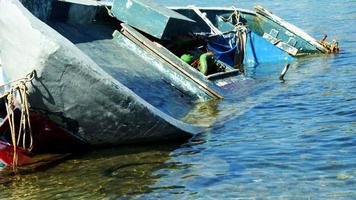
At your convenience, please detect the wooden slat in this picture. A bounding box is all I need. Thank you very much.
[57,0,113,6]
[206,69,240,81]
[188,5,222,35]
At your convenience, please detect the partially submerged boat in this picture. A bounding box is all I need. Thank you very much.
[0,0,338,168]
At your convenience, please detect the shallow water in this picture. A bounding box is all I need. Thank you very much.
[1,0,355,199]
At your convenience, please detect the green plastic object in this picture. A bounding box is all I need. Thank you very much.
[199,52,214,75]
[180,54,194,64]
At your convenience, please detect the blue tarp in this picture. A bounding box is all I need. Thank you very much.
[207,31,294,66]
[208,34,239,66]
[207,34,239,67]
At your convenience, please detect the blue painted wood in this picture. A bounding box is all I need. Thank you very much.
[241,13,321,55]
[173,8,325,55]
[111,0,196,39]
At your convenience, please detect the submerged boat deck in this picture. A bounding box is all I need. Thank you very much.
[49,22,198,119]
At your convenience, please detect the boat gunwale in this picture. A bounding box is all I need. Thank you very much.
[171,6,328,55]
[55,1,327,55]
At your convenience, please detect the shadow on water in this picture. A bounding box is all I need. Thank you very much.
[0,142,201,199]
[0,154,70,184]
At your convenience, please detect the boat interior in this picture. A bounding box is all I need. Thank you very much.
[17,0,296,120]
[21,0,236,120]
[50,1,246,74]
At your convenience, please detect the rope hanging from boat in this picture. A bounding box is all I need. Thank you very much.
[0,70,35,169]
[220,8,249,70]
[220,8,247,32]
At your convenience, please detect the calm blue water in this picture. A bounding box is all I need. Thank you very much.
[1,0,355,199]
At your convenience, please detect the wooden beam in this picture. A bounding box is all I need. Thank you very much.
[56,0,113,7]
[188,5,222,35]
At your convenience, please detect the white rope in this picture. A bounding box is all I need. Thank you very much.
[0,70,35,169]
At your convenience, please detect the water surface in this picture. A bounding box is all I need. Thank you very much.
[1,0,355,199]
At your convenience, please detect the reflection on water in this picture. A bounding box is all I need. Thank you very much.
[182,99,220,127]
[1,0,356,199]
[0,145,185,199]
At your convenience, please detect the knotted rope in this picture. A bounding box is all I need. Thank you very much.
[220,9,249,70]
[0,70,35,169]
[220,8,247,32]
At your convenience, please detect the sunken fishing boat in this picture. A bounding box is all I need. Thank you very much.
[0,0,338,167]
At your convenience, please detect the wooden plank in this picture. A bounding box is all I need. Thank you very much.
[188,5,222,35]
[56,2,257,16]
[206,69,240,81]
[169,6,256,15]
[57,0,113,6]
[119,24,223,99]
[263,33,298,56]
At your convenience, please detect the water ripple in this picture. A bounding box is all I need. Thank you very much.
[1,0,355,199]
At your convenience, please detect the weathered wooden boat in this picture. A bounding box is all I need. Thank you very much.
[56,0,338,56]
[0,0,338,168]
[172,5,338,56]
